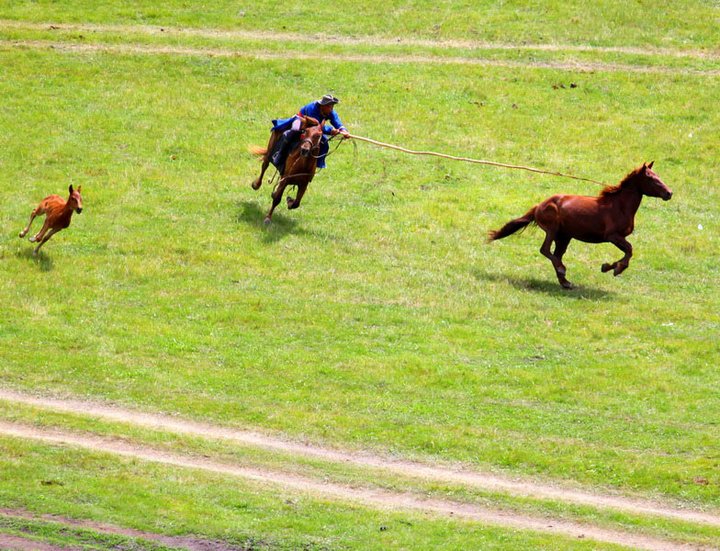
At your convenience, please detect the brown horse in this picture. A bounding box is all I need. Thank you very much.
[488,162,673,289]
[19,185,83,255]
[250,116,324,224]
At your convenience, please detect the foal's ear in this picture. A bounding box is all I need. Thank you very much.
[69,184,74,194]
[77,185,82,193]
[647,160,654,169]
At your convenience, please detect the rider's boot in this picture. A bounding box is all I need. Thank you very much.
[271,130,299,173]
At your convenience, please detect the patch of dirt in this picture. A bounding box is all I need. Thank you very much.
[0,419,713,551]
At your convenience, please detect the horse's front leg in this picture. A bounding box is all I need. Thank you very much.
[287,183,308,210]
[264,181,286,224]
[540,231,573,289]
[601,236,632,276]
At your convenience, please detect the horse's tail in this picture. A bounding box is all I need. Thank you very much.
[488,206,536,241]
[248,145,267,156]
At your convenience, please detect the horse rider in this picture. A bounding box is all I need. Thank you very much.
[270,94,351,173]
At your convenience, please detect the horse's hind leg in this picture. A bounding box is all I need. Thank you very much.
[264,181,286,224]
[19,206,42,238]
[540,231,573,289]
[554,234,571,266]
[33,227,59,255]
[252,132,279,190]
[29,217,51,244]
[287,183,308,210]
[601,236,633,276]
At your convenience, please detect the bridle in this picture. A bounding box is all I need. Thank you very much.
[299,130,322,157]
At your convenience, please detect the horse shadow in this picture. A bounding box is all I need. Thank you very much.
[15,247,54,272]
[236,200,308,243]
[473,269,614,300]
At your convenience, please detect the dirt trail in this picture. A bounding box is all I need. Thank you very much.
[3,39,719,76]
[1,389,719,529]
[0,420,708,551]
[0,534,73,551]
[1,20,718,60]
[0,508,247,551]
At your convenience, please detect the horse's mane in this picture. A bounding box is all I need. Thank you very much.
[599,166,643,199]
[302,116,321,128]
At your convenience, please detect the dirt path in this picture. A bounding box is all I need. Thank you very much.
[0,508,247,551]
[0,533,75,551]
[1,20,718,61]
[0,420,708,551]
[3,38,719,76]
[1,389,719,530]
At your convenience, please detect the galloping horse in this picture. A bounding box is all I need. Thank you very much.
[19,185,84,255]
[250,116,324,224]
[488,162,673,289]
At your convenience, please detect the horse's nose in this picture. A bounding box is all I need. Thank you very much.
[76,208,83,213]
[664,190,673,201]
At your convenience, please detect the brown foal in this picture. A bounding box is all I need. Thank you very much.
[19,185,84,255]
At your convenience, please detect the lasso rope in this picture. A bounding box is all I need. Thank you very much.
[347,134,607,186]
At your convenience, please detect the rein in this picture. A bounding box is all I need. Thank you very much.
[312,135,344,160]
[344,134,607,186]
[271,147,317,191]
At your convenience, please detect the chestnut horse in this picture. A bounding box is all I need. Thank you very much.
[489,162,673,289]
[250,116,324,224]
[19,185,83,255]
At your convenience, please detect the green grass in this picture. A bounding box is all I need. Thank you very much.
[1,435,630,551]
[1,0,719,50]
[0,515,180,551]
[3,401,720,548]
[2,23,719,77]
[0,3,719,548]
[1,46,717,500]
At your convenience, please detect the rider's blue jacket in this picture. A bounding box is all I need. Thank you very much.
[272,101,346,135]
[271,102,346,168]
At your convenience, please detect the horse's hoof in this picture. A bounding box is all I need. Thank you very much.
[601,263,613,273]
[251,180,262,190]
[560,280,574,289]
[263,217,272,226]
[18,232,25,238]
[29,237,37,243]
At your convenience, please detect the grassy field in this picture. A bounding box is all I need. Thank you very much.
[0,2,719,549]
[2,0,719,49]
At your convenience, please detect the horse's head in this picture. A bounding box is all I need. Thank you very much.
[68,184,83,213]
[638,161,673,201]
[299,122,323,159]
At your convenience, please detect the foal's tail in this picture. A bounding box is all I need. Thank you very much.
[488,206,537,241]
[248,145,267,156]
